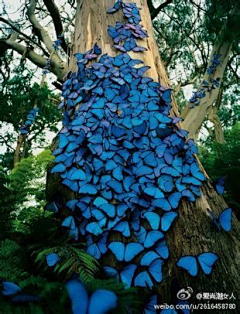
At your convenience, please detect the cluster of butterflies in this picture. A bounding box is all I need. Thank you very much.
[48,0,209,292]
[41,2,234,310]
[107,0,148,53]
[1,281,39,303]
[206,54,221,75]
[189,76,221,109]
[19,107,39,135]
[189,53,221,108]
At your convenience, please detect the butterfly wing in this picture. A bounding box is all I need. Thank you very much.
[143,212,160,230]
[113,221,131,237]
[134,271,154,289]
[11,293,40,303]
[144,231,164,248]
[168,192,182,209]
[125,243,144,262]
[65,279,88,314]
[177,256,198,276]
[103,266,119,280]
[215,175,226,195]
[197,252,219,275]
[46,253,60,267]
[88,290,118,314]
[219,208,232,232]
[2,282,21,296]
[120,264,137,289]
[155,240,169,259]
[108,242,125,261]
[148,259,163,283]
[141,251,160,266]
[160,212,178,232]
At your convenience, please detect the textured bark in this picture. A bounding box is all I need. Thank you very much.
[47,0,240,310]
[181,38,232,141]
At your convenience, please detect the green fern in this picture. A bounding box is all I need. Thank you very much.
[0,239,29,281]
[33,244,99,282]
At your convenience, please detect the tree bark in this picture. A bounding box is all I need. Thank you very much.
[181,38,232,141]
[47,0,240,310]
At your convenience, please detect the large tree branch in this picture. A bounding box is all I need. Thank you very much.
[2,33,66,80]
[0,17,49,56]
[42,0,68,53]
[181,3,240,141]
[147,0,173,20]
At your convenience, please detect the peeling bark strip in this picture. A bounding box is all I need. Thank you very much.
[46,0,240,309]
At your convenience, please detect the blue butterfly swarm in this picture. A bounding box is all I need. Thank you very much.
[19,108,39,135]
[48,0,207,292]
[189,53,221,108]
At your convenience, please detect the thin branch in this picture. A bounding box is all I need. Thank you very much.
[0,135,14,151]
[148,0,173,20]
[27,0,56,54]
[189,0,207,13]
[42,0,68,53]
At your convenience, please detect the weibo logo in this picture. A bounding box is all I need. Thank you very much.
[177,287,193,300]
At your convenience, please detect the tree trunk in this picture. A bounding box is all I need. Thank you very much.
[47,0,240,311]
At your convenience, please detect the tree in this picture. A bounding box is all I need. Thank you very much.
[0,60,61,168]
[151,0,240,143]
[1,0,239,312]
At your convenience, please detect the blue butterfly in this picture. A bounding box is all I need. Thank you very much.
[108,242,144,262]
[2,282,21,296]
[113,221,131,237]
[134,271,153,289]
[177,252,219,276]
[86,222,104,236]
[155,240,169,259]
[86,232,108,259]
[46,253,60,267]
[136,227,164,248]
[103,264,137,288]
[51,163,66,173]
[152,192,182,211]
[45,201,60,213]
[207,208,232,232]
[66,278,117,314]
[62,215,76,230]
[143,212,178,232]
[215,175,227,195]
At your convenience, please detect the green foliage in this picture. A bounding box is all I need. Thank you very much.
[9,149,54,208]
[200,123,240,216]
[0,65,61,169]
[33,243,99,282]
